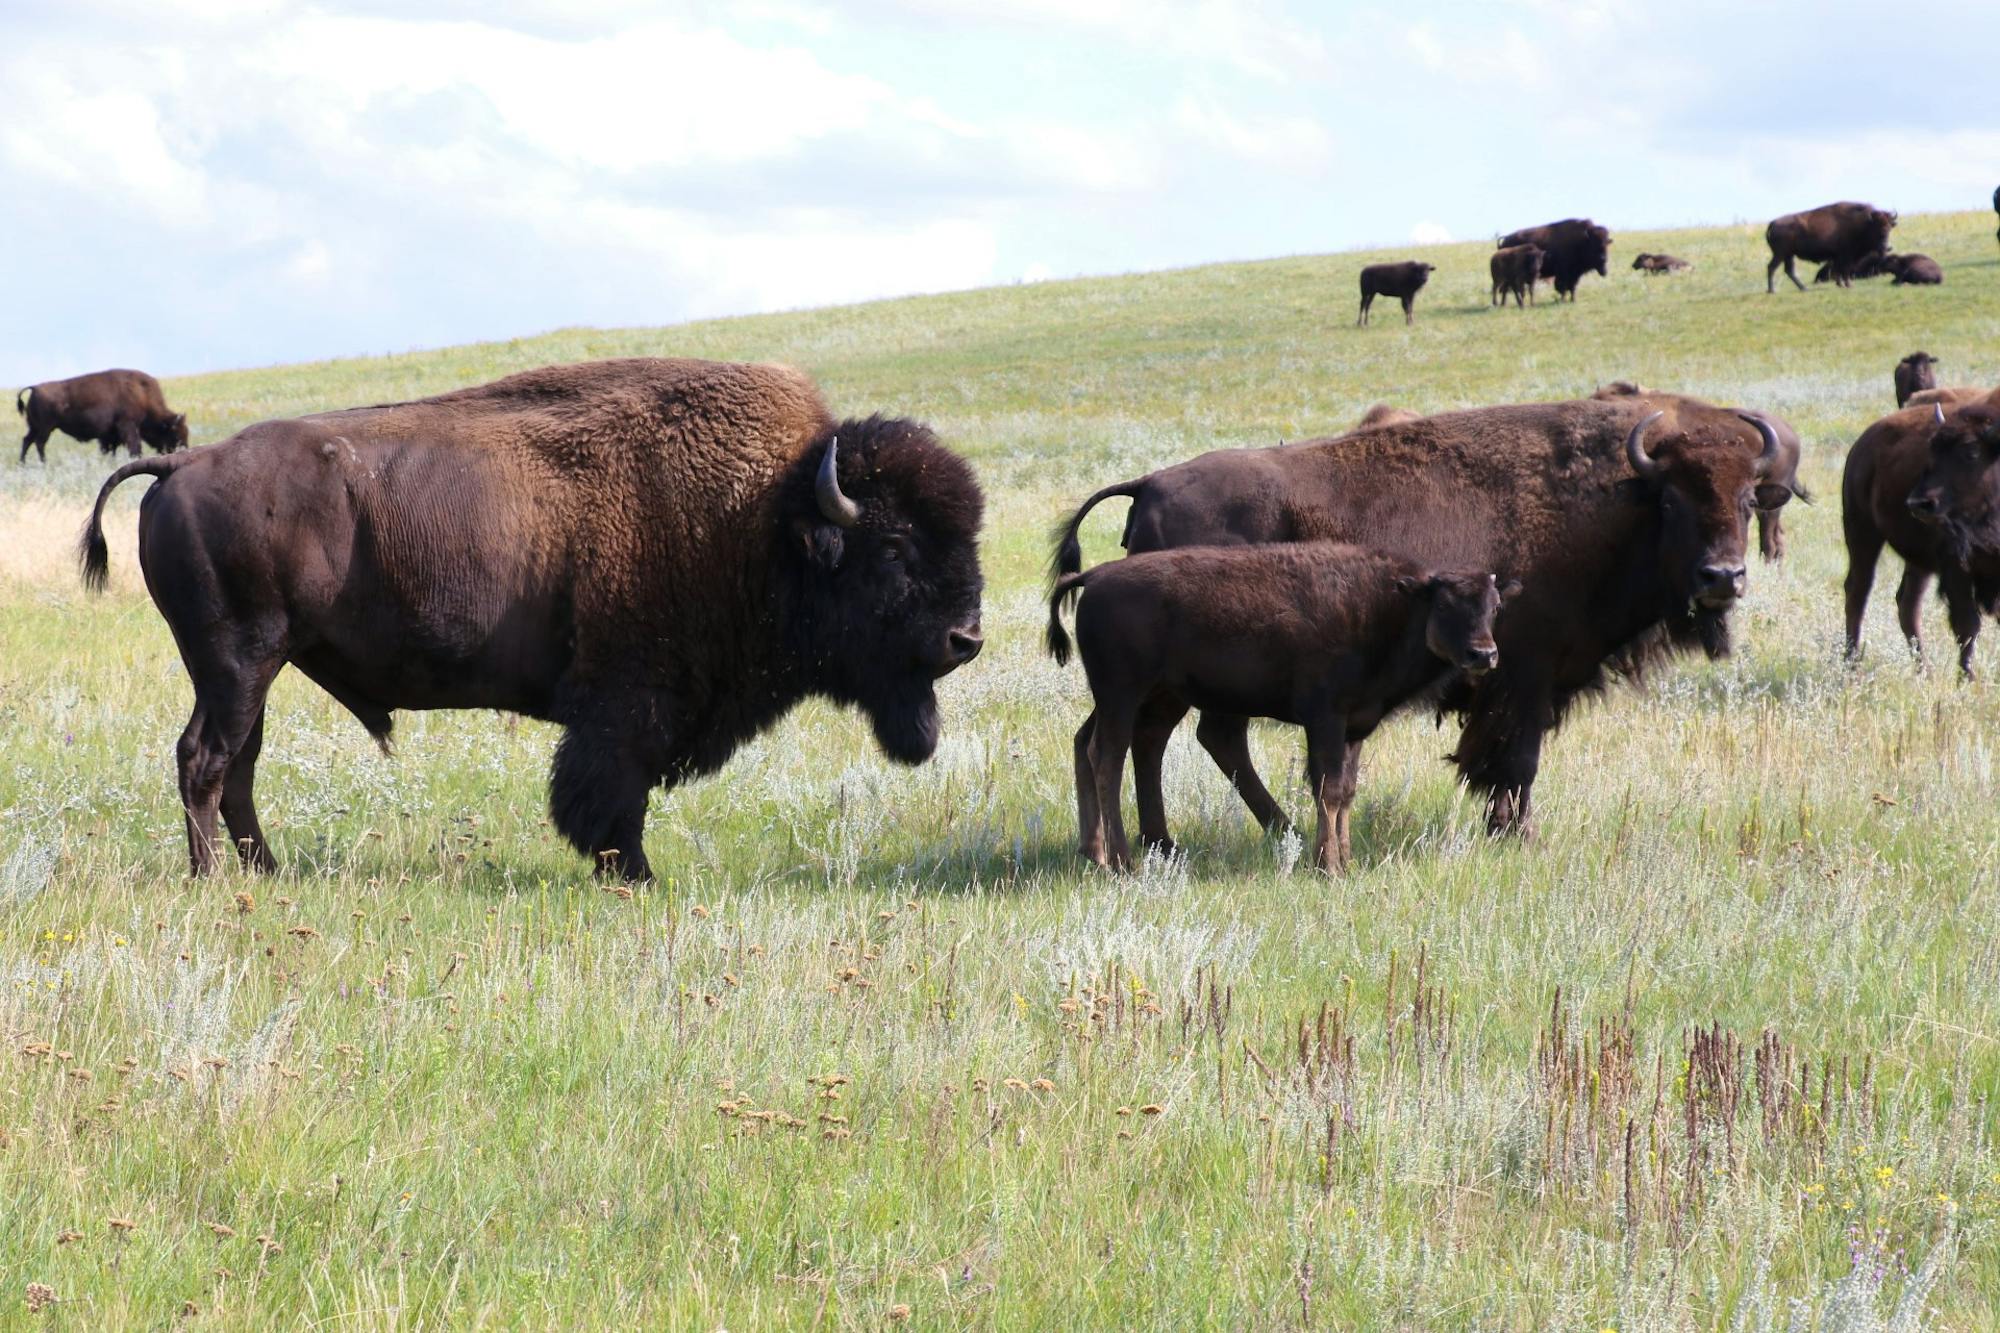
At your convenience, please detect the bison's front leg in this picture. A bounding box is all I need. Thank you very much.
[1130,693,1191,855]
[1072,713,1106,865]
[1756,508,1784,562]
[1192,712,1291,834]
[1450,678,1550,840]
[1303,723,1358,874]
[550,720,657,881]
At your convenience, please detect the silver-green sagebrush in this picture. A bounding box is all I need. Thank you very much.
[2,212,1998,1329]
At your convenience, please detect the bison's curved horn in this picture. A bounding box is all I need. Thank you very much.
[1934,403,1947,426]
[816,436,861,528]
[1737,411,1782,477]
[1625,411,1666,481]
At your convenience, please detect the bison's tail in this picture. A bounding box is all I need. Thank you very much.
[79,455,182,592]
[1046,571,1092,667]
[14,388,25,417]
[1048,477,1145,586]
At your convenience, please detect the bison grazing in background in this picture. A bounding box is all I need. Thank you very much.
[1631,253,1690,275]
[1846,391,2000,674]
[18,369,187,462]
[1886,253,1942,286]
[1490,245,1541,308]
[1355,404,1420,430]
[78,358,986,880]
[1047,545,1510,871]
[1357,262,1436,326]
[1895,352,1938,408]
[1497,220,1610,301]
[1812,253,1888,285]
[1766,202,1895,292]
[1050,393,1801,840]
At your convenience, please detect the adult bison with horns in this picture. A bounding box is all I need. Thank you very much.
[1050,393,1802,844]
[79,358,985,880]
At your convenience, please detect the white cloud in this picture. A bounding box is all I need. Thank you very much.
[1172,91,1330,168]
[1410,221,1452,245]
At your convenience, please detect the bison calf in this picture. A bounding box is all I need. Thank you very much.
[18,369,187,463]
[1358,261,1436,326]
[1490,245,1541,308]
[1895,352,1938,408]
[1631,253,1690,274]
[1887,253,1942,285]
[1047,544,1510,873]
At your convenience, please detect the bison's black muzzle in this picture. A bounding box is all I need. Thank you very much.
[935,626,983,676]
[1463,646,1499,675]
[1694,564,1746,607]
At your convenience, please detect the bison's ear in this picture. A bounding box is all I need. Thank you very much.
[1755,482,1805,510]
[1392,574,1431,597]
[793,517,845,570]
[1499,579,1523,601]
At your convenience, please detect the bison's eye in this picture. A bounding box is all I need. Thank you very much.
[879,535,911,564]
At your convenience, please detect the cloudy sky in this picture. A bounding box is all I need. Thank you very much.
[5,0,1997,379]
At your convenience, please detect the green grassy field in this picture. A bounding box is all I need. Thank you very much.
[6,213,2000,1330]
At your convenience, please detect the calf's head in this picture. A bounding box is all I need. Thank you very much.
[1908,403,2000,559]
[1621,410,1791,619]
[1395,571,1517,675]
[781,418,985,763]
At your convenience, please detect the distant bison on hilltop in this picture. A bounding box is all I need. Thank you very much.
[1631,253,1690,275]
[1357,262,1436,326]
[1813,253,1889,285]
[18,369,187,463]
[1490,245,1542,308]
[1355,404,1420,430]
[1895,352,1938,408]
[1497,220,1610,301]
[1767,202,1895,292]
[1886,253,1942,286]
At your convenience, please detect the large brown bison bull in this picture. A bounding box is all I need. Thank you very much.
[1047,545,1508,872]
[1498,220,1610,301]
[18,369,187,462]
[79,358,985,880]
[1849,390,2000,674]
[1049,394,1800,841]
[1766,202,1895,293]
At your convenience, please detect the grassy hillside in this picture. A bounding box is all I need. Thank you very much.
[5,213,2000,1329]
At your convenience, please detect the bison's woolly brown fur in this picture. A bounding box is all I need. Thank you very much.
[1631,253,1690,274]
[79,358,985,881]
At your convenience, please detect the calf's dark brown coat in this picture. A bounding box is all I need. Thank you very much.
[1047,544,1508,871]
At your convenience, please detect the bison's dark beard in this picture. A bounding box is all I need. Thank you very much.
[863,680,942,764]
[1695,604,1732,658]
